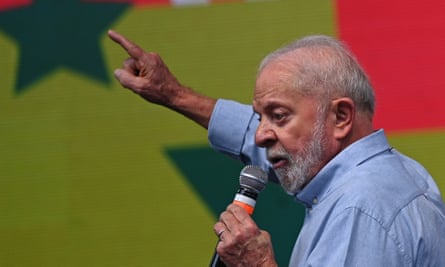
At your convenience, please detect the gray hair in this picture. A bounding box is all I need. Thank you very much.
[258,35,375,115]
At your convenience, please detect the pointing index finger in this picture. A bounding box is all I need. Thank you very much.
[108,30,144,59]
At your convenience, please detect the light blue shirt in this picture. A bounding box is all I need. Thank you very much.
[208,99,445,266]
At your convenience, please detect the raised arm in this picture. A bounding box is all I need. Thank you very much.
[108,30,274,180]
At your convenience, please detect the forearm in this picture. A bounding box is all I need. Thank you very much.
[168,84,216,129]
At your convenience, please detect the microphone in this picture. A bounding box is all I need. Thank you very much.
[209,165,268,267]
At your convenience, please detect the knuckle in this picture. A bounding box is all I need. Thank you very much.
[219,210,229,221]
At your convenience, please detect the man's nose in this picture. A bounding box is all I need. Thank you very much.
[255,120,277,148]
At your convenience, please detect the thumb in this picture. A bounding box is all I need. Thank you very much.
[114,69,142,93]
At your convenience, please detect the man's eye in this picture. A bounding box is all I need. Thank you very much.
[273,113,285,120]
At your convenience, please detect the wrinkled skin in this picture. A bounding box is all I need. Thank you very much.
[108,30,182,105]
[213,204,278,267]
[108,30,215,128]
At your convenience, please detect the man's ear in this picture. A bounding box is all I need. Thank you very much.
[331,97,355,139]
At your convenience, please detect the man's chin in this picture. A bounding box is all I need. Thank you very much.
[275,172,299,195]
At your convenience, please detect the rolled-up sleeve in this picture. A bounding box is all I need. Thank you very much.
[208,99,276,182]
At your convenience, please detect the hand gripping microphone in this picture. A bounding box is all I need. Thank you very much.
[209,165,268,267]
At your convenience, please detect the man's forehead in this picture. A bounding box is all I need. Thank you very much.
[253,88,308,110]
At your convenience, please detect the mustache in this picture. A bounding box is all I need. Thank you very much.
[266,148,291,162]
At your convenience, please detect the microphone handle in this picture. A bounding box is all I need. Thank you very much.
[209,188,258,267]
[210,251,226,267]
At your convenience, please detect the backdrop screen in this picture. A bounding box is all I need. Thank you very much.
[0,0,444,266]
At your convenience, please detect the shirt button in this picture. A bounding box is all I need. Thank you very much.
[313,197,318,205]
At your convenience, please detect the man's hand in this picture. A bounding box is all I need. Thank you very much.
[108,30,216,128]
[107,30,183,107]
[214,204,278,267]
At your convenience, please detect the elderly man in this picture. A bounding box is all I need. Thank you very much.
[108,30,445,266]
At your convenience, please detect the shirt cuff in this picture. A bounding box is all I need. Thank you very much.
[208,99,254,159]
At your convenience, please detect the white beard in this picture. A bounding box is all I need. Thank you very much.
[267,118,327,195]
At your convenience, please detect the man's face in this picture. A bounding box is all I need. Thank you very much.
[253,59,331,195]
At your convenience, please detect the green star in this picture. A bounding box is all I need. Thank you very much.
[0,0,129,94]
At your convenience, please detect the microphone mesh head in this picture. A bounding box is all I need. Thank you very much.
[239,165,268,193]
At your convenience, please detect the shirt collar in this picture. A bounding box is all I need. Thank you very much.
[295,129,392,208]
